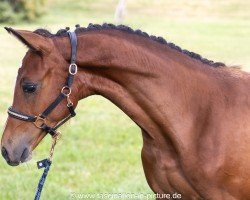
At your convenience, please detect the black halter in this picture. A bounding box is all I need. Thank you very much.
[7,31,78,137]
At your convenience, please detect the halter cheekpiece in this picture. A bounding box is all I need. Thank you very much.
[7,31,78,137]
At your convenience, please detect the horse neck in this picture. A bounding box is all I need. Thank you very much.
[55,30,219,143]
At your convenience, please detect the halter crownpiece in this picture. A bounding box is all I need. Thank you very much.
[7,31,78,137]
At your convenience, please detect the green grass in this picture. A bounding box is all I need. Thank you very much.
[0,0,250,199]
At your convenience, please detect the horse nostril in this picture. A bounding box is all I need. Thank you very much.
[1,146,10,161]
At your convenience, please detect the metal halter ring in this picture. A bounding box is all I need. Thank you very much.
[69,63,77,75]
[34,116,46,129]
[61,86,71,96]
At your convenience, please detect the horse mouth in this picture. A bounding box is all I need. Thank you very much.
[7,160,20,166]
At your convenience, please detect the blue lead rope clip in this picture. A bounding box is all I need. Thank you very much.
[34,133,60,200]
[37,159,51,169]
[34,159,52,200]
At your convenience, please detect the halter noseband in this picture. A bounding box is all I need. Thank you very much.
[7,31,78,137]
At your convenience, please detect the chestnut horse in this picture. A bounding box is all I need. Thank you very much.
[1,23,250,200]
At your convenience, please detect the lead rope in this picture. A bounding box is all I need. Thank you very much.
[34,132,61,200]
[33,30,77,200]
[33,87,76,200]
[33,91,76,200]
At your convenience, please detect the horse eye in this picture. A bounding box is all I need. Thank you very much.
[22,83,37,93]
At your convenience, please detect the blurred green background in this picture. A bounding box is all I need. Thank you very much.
[0,0,250,199]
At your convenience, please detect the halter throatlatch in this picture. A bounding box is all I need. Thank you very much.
[7,31,78,200]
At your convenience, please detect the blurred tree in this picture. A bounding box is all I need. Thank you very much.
[0,1,16,23]
[0,0,47,23]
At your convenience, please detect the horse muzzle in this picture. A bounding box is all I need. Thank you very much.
[1,144,31,166]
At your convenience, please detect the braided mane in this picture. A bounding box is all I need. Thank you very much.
[34,23,225,67]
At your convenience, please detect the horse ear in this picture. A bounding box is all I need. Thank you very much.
[4,27,53,54]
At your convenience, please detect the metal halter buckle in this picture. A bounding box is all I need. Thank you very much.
[34,115,46,128]
[61,86,71,96]
[69,63,77,75]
